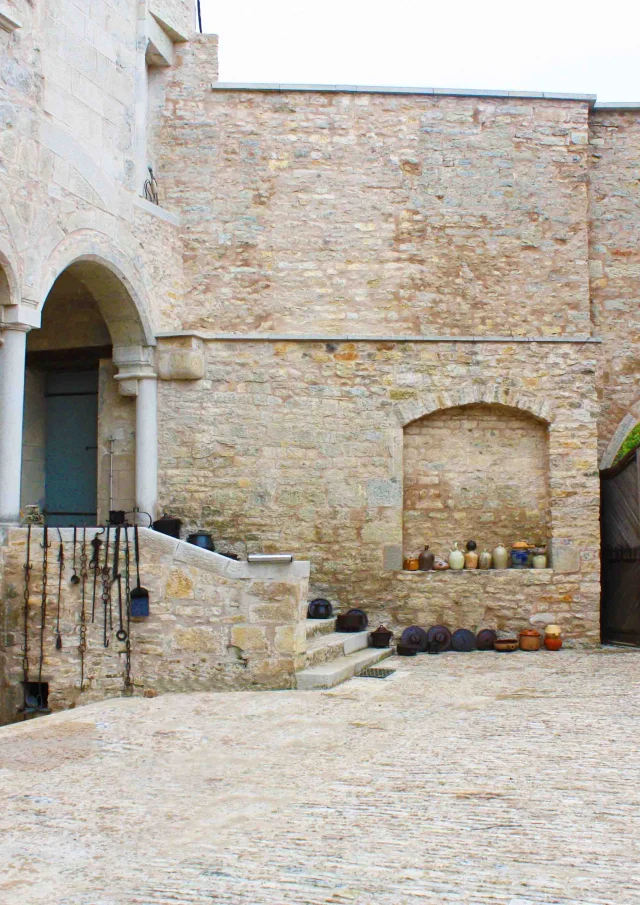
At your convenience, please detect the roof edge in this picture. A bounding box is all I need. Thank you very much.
[210,82,597,104]
[593,102,640,111]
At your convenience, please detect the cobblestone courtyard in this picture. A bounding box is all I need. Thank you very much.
[1,648,639,904]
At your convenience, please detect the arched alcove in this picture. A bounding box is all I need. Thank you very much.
[22,256,151,525]
[403,402,551,557]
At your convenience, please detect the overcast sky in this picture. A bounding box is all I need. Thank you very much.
[200,0,640,103]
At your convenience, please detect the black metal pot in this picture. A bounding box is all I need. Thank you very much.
[187,532,215,552]
[335,608,368,633]
[370,624,393,648]
[308,598,333,619]
[153,514,182,538]
[108,510,126,526]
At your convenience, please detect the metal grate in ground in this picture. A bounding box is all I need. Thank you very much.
[358,667,396,679]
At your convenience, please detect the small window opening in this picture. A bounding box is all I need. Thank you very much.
[21,681,50,714]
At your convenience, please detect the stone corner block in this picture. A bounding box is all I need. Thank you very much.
[382,544,403,571]
[550,540,581,573]
[156,349,205,381]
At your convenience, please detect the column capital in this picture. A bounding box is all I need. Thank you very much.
[112,344,156,396]
[1,303,41,331]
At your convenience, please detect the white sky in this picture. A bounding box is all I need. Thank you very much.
[201,0,640,103]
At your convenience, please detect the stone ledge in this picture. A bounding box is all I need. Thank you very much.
[211,83,597,105]
[156,331,602,344]
[395,569,556,580]
[133,195,181,227]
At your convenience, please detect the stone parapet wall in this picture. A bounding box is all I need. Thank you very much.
[159,81,591,337]
[0,527,309,725]
[589,110,640,459]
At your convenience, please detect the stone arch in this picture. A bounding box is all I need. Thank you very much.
[38,232,155,347]
[395,384,553,428]
[600,410,640,469]
[0,236,20,309]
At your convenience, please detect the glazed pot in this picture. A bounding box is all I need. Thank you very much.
[519,629,542,651]
[478,550,492,570]
[464,549,478,569]
[545,636,563,651]
[187,532,215,552]
[494,638,518,652]
[511,542,530,569]
[545,624,562,638]
[532,552,547,569]
[448,542,465,571]
[404,557,419,571]
[418,546,435,571]
[492,544,509,570]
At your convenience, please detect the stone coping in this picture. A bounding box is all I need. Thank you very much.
[211,82,597,105]
[4,527,310,581]
[133,195,181,227]
[156,332,602,344]
[593,102,640,110]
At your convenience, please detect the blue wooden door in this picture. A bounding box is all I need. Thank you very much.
[45,370,98,527]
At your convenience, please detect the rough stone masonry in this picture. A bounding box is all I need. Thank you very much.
[1,1,640,716]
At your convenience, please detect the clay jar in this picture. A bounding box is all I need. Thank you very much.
[419,545,435,571]
[519,629,542,651]
[464,540,478,570]
[478,550,492,570]
[532,549,547,569]
[492,543,509,570]
[404,556,419,571]
[545,637,563,651]
[448,542,465,571]
[544,624,563,650]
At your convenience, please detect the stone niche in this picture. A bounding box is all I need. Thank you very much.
[403,403,550,559]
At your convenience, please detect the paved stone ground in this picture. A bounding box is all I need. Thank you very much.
[1,648,639,904]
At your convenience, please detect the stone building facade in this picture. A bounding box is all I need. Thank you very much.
[1,0,639,716]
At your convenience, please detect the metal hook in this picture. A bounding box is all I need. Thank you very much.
[40,526,51,548]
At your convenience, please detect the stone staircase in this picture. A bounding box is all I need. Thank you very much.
[295,617,394,690]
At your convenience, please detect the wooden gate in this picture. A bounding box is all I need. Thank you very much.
[600,447,640,645]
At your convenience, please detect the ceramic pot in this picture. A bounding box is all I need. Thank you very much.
[545,624,562,637]
[519,629,542,651]
[494,638,518,652]
[404,557,419,571]
[478,550,492,570]
[511,541,530,569]
[464,550,479,569]
[532,553,547,569]
[419,546,435,571]
[448,542,465,571]
[544,636,563,651]
[492,544,509,570]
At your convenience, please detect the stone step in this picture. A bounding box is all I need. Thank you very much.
[305,617,337,639]
[305,630,370,668]
[296,646,394,691]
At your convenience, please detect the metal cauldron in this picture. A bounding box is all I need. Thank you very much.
[187,532,215,552]
[153,514,182,538]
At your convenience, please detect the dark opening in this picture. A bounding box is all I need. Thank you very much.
[22,681,49,712]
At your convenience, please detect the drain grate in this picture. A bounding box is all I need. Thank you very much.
[358,667,396,679]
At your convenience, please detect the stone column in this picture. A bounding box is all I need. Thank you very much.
[0,324,29,523]
[135,375,158,523]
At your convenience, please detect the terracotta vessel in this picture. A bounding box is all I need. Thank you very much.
[545,624,562,637]
[418,546,435,571]
[519,629,542,651]
[544,636,563,651]
[464,550,478,569]
[494,638,518,652]
[404,556,419,571]
[448,542,465,571]
[492,544,509,570]
[478,550,492,570]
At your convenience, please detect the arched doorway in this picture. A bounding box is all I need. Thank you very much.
[19,257,157,527]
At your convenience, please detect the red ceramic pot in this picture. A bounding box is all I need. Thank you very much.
[544,637,563,651]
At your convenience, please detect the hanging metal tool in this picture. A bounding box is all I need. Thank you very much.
[21,525,32,718]
[78,527,88,690]
[89,528,104,623]
[54,528,64,650]
[34,526,51,714]
[101,525,111,648]
[123,525,133,694]
[70,525,80,584]
[113,525,127,642]
[130,525,150,618]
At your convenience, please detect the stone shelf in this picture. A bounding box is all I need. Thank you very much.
[396,569,555,579]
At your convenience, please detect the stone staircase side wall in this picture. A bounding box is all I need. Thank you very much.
[0,528,309,724]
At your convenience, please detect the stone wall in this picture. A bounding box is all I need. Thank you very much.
[156,337,600,641]
[403,403,550,555]
[589,110,640,460]
[159,83,591,337]
[0,527,309,725]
